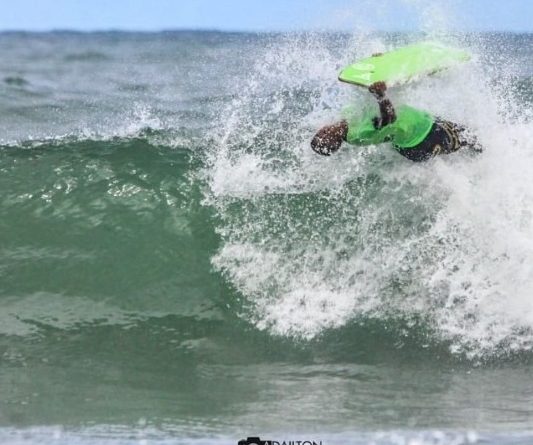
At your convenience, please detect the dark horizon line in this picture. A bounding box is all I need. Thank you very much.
[0,28,531,35]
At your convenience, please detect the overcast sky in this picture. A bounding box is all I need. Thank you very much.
[0,0,532,32]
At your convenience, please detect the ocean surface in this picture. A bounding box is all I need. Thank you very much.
[0,28,533,445]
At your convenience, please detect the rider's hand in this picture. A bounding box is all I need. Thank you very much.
[368,81,387,98]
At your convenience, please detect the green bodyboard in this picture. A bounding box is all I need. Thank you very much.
[339,41,471,87]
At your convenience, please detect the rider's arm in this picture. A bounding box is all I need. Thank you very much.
[368,81,396,128]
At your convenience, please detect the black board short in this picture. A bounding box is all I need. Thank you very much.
[397,119,482,162]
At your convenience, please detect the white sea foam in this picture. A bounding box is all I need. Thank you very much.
[0,426,505,445]
[206,5,533,356]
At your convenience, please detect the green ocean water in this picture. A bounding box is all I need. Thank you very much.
[1,29,533,444]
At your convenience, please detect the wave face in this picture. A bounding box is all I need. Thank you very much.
[1,19,533,445]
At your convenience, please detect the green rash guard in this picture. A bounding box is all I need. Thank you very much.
[345,104,435,150]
